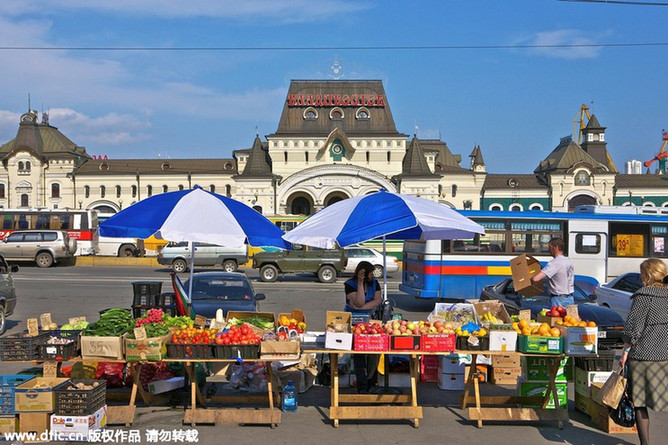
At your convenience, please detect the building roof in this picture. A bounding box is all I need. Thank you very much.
[586,114,603,129]
[398,136,440,178]
[237,135,275,178]
[469,145,485,166]
[417,139,464,171]
[268,80,408,138]
[534,137,608,174]
[615,173,668,189]
[75,158,237,176]
[483,174,548,190]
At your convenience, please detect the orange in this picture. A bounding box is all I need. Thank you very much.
[555,319,564,325]
[521,327,532,336]
[538,323,550,336]
[587,321,597,327]
[578,321,587,327]
[531,326,539,335]
[549,327,561,337]
[518,319,529,330]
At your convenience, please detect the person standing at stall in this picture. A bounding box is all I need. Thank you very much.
[530,237,575,307]
[344,261,382,393]
[619,258,668,445]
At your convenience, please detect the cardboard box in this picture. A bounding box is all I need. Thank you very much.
[464,365,488,382]
[574,367,612,397]
[324,311,352,350]
[590,381,604,402]
[510,254,544,297]
[518,335,562,354]
[80,335,124,360]
[261,340,301,357]
[390,335,421,351]
[489,366,522,385]
[574,391,592,415]
[492,354,521,368]
[49,405,107,441]
[19,412,50,443]
[0,415,18,435]
[557,325,598,356]
[489,330,518,351]
[437,373,465,391]
[521,356,567,382]
[536,314,562,327]
[124,334,170,362]
[147,377,185,395]
[518,382,568,409]
[473,300,512,324]
[589,399,638,434]
[15,378,69,413]
[227,311,276,335]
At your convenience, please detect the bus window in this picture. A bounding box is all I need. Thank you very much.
[609,222,648,257]
[17,215,31,229]
[651,225,668,257]
[60,214,72,230]
[575,234,601,254]
[35,214,50,230]
[2,215,12,230]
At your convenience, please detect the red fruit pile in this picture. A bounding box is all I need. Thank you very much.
[353,322,385,335]
[215,324,261,345]
[136,308,165,327]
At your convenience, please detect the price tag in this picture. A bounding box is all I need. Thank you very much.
[194,315,207,329]
[43,361,58,378]
[27,318,39,336]
[134,326,147,340]
[68,316,87,325]
[566,305,580,321]
[40,313,53,329]
[518,310,531,321]
[467,336,480,347]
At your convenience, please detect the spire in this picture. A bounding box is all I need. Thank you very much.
[401,135,436,176]
[240,135,273,177]
[469,145,486,172]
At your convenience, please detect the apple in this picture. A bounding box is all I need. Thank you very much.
[354,327,362,334]
[406,322,416,331]
[433,321,443,330]
[399,325,407,333]
[412,328,420,335]
[400,320,408,326]
[540,309,548,317]
[428,326,437,333]
[392,329,401,335]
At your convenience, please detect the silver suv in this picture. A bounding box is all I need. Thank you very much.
[0,230,77,268]
[0,254,19,335]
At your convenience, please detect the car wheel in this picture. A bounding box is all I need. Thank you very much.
[373,265,384,278]
[0,305,6,335]
[260,265,278,282]
[318,265,336,283]
[222,260,237,273]
[172,259,188,273]
[36,252,54,268]
[119,245,136,257]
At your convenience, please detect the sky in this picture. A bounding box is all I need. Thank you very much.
[0,0,666,174]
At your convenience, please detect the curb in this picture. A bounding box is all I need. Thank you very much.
[76,256,160,267]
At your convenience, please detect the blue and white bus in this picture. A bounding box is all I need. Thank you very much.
[400,205,668,300]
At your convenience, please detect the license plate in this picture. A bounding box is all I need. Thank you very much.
[597,330,607,338]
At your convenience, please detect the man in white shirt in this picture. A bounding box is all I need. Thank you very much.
[531,238,575,307]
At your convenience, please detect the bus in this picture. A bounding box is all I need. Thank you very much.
[0,208,99,256]
[400,205,668,300]
[96,212,168,256]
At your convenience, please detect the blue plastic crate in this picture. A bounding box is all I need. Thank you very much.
[0,374,36,415]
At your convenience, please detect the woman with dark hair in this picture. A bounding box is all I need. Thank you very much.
[344,260,382,393]
[619,258,668,445]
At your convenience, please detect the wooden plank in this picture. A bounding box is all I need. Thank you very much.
[330,405,423,420]
[468,407,570,422]
[184,408,281,425]
[338,394,412,404]
[460,395,545,406]
[208,395,269,404]
[106,405,136,426]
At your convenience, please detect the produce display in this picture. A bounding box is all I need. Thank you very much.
[82,308,135,337]
[538,306,597,327]
[215,324,262,345]
[278,315,306,334]
[227,316,275,331]
[170,327,218,344]
[515,320,561,337]
[382,320,456,335]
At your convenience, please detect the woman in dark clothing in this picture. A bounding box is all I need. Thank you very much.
[619,258,668,445]
[344,261,382,393]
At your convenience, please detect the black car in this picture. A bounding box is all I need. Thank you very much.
[480,278,625,348]
[182,272,265,319]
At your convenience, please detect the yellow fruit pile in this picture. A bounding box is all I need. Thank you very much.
[513,320,561,337]
[554,315,596,327]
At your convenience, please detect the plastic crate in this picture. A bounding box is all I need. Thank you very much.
[0,332,51,361]
[574,347,616,372]
[456,335,490,351]
[38,340,80,361]
[54,379,106,415]
[213,344,259,360]
[166,342,214,360]
[0,375,36,415]
[132,281,162,306]
[40,329,82,340]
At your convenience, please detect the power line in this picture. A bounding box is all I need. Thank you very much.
[0,42,666,52]
[559,0,668,5]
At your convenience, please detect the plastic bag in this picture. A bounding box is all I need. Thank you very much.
[611,390,635,427]
[96,362,126,388]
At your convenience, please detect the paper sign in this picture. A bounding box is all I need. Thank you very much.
[566,305,580,321]
[43,361,58,378]
[68,316,87,325]
[194,315,207,329]
[518,310,532,321]
[40,313,53,329]
[27,318,39,336]
[134,326,147,340]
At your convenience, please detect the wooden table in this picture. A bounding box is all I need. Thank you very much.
[309,349,423,428]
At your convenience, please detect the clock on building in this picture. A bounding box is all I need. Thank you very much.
[329,142,345,161]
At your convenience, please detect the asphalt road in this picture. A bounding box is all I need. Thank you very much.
[2,263,665,445]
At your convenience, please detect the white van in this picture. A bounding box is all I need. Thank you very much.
[157,242,248,273]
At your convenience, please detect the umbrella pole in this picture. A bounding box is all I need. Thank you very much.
[188,241,195,304]
[382,235,387,301]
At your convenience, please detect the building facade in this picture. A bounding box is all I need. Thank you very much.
[1,79,667,216]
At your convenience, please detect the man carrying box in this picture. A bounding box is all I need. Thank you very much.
[531,238,575,307]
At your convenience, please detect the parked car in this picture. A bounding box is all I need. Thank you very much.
[594,272,643,320]
[343,246,399,278]
[180,272,265,318]
[0,230,76,268]
[0,254,19,335]
[157,242,248,273]
[480,278,625,348]
[252,245,347,283]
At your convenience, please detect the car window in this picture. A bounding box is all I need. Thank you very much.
[613,274,642,293]
[191,279,252,301]
[346,249,360,258]
[360,249,375,258]
[5,233,24,242]
[23,232,42,242]
[42,232,58,241]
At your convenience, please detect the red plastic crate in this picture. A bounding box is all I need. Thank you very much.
[420,333,456,352]
[353,334,389,351]
[390,335,421,351]
[420,367,439,383]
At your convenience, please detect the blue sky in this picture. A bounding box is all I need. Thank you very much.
[0,0,665,174]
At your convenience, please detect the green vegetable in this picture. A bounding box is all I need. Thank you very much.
[228,316,274,330]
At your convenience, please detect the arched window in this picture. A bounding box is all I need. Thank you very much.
[178,185,184,191]
[0,184,5,199]
[147,185,153,197]
[18,161,24,171]
[51,183,60,198]
[575,171,590,186]
[115,185,121,198]
[530,204,543,211]
[162,185,168,193]
[99,185,106,198]
[210,185,215,193]
[225,185,232,197]
[451,185,457,197]
[509,204,523,211]
[25,161,31,171]
[20,194,29,207]
[489,204,503,211]
[84,186,90,198]
[131,185,137,198]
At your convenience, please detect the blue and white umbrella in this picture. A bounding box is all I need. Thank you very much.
[283,189,485,298]
[100,186,289,301]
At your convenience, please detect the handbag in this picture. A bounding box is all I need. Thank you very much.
[611,388,636,427]
[597,368,626,409]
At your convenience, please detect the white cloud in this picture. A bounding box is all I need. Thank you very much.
[45,108,152,146]
[517,29,604,60]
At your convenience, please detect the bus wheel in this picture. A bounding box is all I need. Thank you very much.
[172,259,188,273]
[119,245,136,257]
[260,265,278,282]
[36,252,54,268]
[222,260,237,273]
